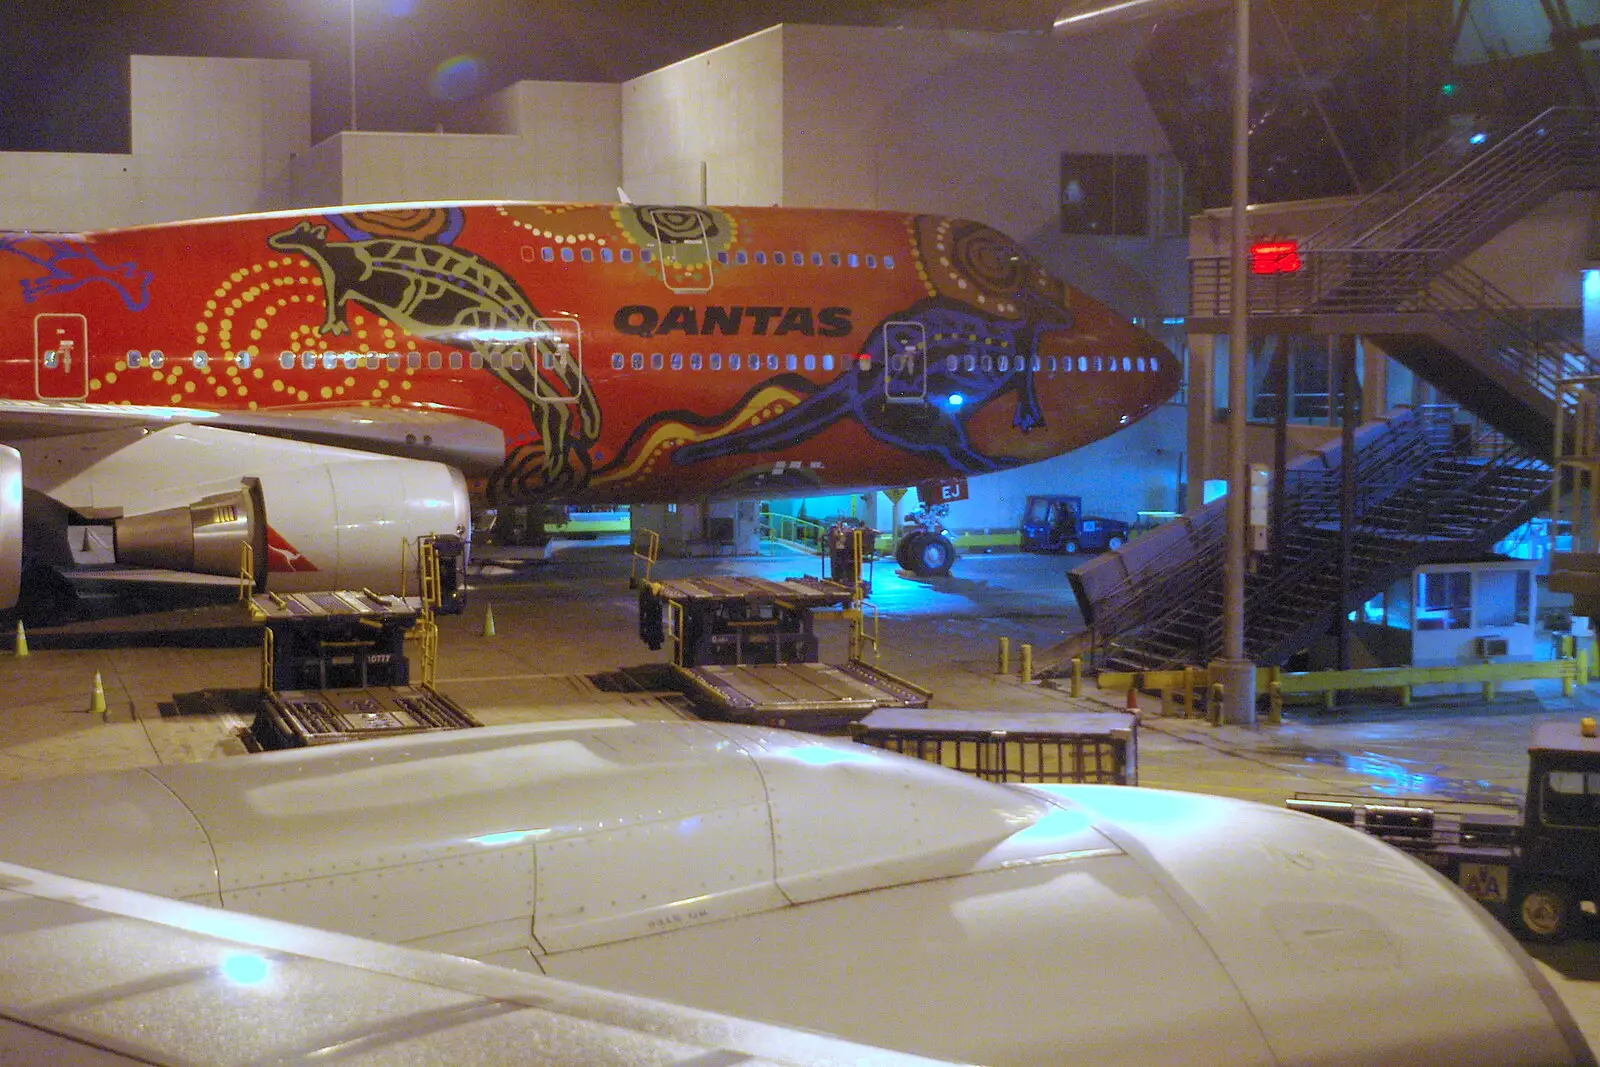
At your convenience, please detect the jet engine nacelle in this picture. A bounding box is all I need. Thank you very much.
[27,424,471,601]
[0,721,1587,1067]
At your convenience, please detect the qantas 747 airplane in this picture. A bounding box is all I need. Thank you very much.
[0,201,1177,615]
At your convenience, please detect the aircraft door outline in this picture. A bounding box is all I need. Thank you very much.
[883,320,927,403]
[532,317,583,404]
[642,207,715,295]
[34,313,88,400]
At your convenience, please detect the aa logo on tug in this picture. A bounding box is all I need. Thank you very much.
[614,305,852,338]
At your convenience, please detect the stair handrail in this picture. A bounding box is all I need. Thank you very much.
[1302,107,1600,254]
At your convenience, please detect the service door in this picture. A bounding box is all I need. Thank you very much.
[638,206,715,294]
[532,316,584,404]
[883,320,927,403]
[34,313,88,399]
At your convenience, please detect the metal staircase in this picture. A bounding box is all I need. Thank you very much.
[1075,109,1600,671]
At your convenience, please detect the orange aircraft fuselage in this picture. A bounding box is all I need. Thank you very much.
[0,202,1178,506]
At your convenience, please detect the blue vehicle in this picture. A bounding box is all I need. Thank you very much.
[1019,495,1129,555]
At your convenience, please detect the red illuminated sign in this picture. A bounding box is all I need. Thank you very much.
[1249,239,1302,275]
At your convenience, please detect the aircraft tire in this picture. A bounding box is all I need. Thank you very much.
[894,535,917,571]
[1515,879,1576,943]
[907,534,955,577]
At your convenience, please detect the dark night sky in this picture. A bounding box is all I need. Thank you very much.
[1,0,1060,152]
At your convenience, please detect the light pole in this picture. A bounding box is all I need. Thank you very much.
[348,0,358,131]
[1215,0,1256,724]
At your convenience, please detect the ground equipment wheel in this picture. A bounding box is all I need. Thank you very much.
[1515,879,1577,943]
[1063,540,1079,555]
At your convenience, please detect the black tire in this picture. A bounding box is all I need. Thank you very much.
[908,534,955,577]
[1514,879,1577,943]
[1107,535,1124,550]
[1063,539,1079,555]
[894,534,918,570]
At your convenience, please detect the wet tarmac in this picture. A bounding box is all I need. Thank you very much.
[6,538,1600,1045]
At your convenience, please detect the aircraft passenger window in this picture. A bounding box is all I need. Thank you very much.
[829,253,841,267]
[489,351,503,370]
[561,248,574,262]
[755,252,766,265]
[652,353,664,370]
[848,253,859,267]
[127,350,143,368]
[149,350,164,368]
[786,354,797,370]
[278,352,292,369]
[805,354,816,370]
[767,354,778,370]
[811,253,822,266]
[1137,357,1146,372]
[388,354,401,370]
[823,355,835,370]
[999,355,1010,372]
[710,353,722,370]
[511,351,525,370]
[946,355,959,372]
[671,353,683,370]
[466,352,480,369]
[965,355,977,372]
[1123,357,1132,371]
[192,350,209,369]
[632,352,644,370]
[428,352,441,370]
[581,248,593,262]
[775,252,786,265]
[641,250,653,263]
[730,354,741,370]
[621,249,633,262]
[239,351,252,369]
[408,352,421,369]
[691,353,703,370]
[612,353,624,370]
[717,252,729,265]
[1079,357,1088,372]
[363,355,377,370]
[1092,357,1102,372]
[601,248,613,262]
[541,247,554,262]
[867,255,877,268]
[1033,356,1042,372]
[343,354,358,370]
[736,251,748,265]
[982,355,994,372]
[884,255,896,269]
[449,353,462,370]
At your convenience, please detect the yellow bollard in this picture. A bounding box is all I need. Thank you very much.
[1581,648,1590,686]
[1018,643,1032,684]
[12,620,26,658]
[1323,689,1335,711]
[482,604,497,638]
[1070,656,1082,698]
[1565,663,1576,698]
[1400,684,1412,707]
[1268,680,1282,724]
[1160,687,1172,716]
[997,637,1010,676]
[1208,682,1224,726]
[1483,679,1497,702]
[89,671,107,718]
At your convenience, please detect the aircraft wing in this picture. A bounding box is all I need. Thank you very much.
[0,399,504,473]
[0,859,950,1067]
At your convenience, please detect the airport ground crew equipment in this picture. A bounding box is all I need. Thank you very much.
[1289,718,1600,943]
[852,708,1137,785]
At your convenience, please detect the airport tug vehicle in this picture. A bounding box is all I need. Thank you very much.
[1290,718,1600,942]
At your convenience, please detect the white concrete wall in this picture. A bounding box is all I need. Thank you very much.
[621,27,785,205]
[0,55,310,230]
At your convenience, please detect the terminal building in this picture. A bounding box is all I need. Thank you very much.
[1,1,1596,675]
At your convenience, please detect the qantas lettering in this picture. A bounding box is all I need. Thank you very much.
[614,304,852,338]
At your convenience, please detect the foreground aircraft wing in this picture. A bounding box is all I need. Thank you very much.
[0,399,504,473]
[0,859,950,1067]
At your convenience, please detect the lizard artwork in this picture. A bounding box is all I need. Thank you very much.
[267,210,600,497]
